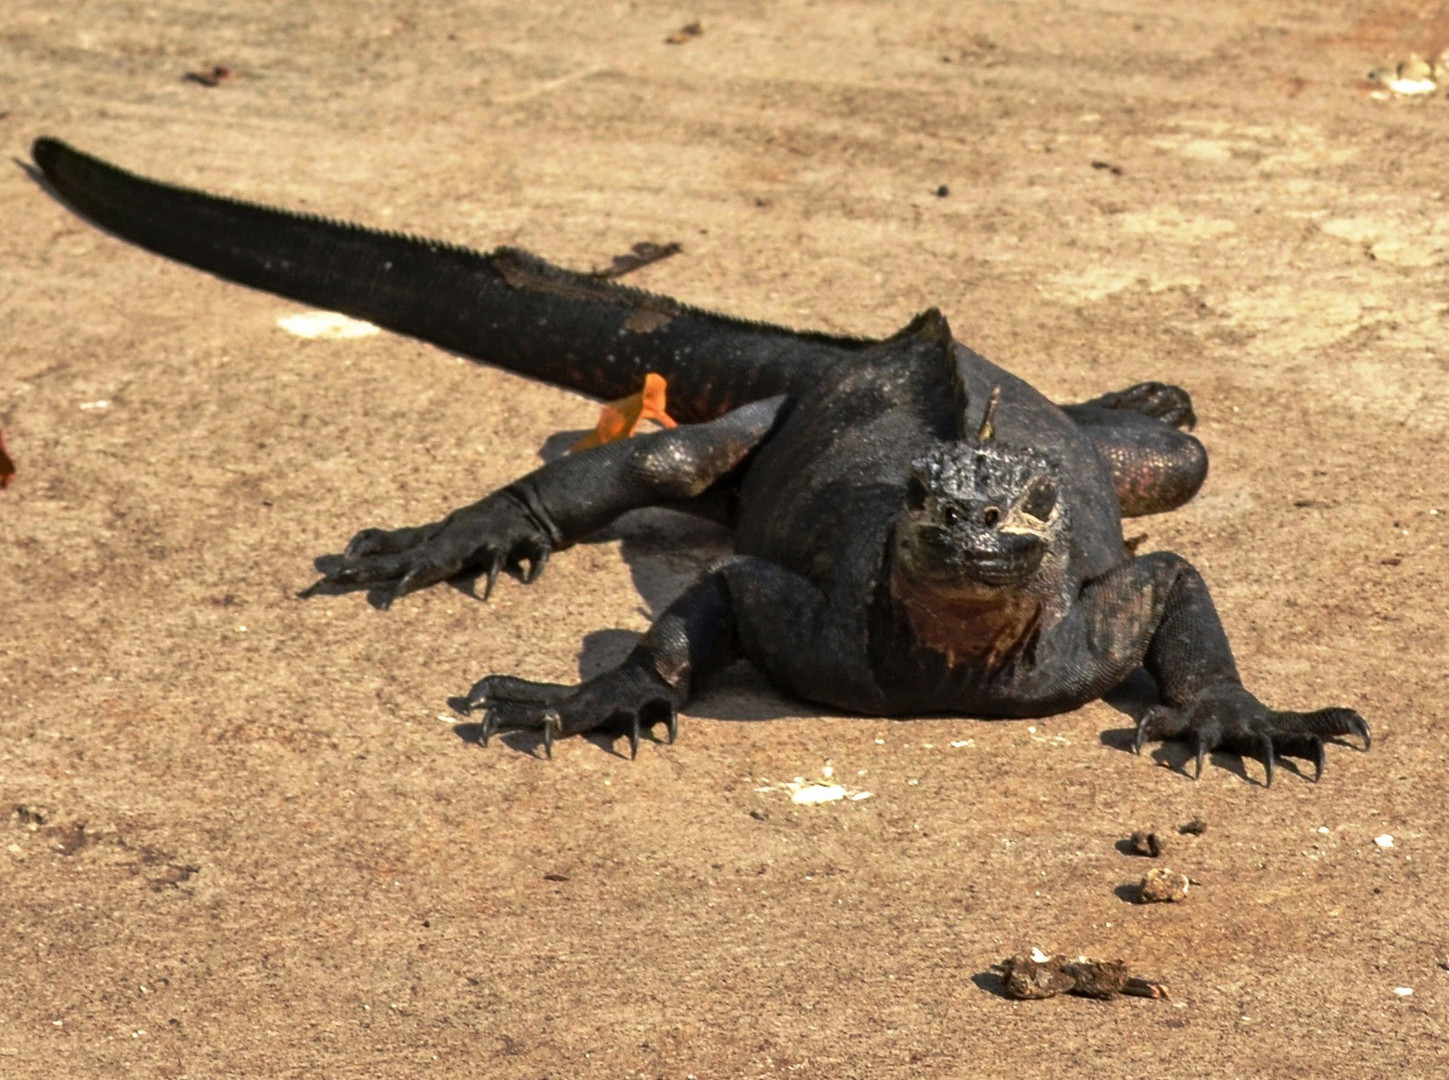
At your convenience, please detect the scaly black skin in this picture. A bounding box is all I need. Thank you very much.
[33,137,1369,781]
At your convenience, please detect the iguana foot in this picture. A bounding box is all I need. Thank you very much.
[1089,382,1197,430]
[308,491,552,608]
[467,669,680,759]
[1133,684,1369,785]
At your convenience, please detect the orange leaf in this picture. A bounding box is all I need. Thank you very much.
[571,373,678,452]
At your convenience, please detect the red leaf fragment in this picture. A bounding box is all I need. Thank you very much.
[0,427,15,490]
[184,65,233,87]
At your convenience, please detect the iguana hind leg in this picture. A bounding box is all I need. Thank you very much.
[1062,383,1207,517]
[1070,381,1197,429]
[310,395,788,607]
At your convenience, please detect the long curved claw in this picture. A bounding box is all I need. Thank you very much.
[483,551,504,601]
[665,703,678,745]
[345,525,431,561]
[524,548,550,585]
[1193,735,1209,780]
[1310,737,1326,782]
[481,707,498,747]
[542,709,559,760]
[627,713,641,760]
[1257,734,1275,788]
[1350,714,1371,751]
[343,529,382,561]
[1133,710,1156,756]
[383,559,459,608]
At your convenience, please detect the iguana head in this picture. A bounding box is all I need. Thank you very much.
[892,440,1065,594]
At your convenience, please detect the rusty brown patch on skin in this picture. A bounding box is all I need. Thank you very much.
[890,565,1043,670]
[622,309,674,333]
[492,248,680,332]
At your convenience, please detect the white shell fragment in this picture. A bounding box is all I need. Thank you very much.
[277,311,381,339]
[755,767,872,805]
[1374,834,1395,849]
[791,784,848,805]
[1367,52,1447,96]
[1382,74,1437,95]
[1393,987,1414,997]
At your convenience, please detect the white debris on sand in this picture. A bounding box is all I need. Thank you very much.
[277,311,381,339]
[755,764,873,805]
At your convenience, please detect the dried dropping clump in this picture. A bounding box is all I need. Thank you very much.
[999,951,1168,1000]
[665,21,702,44]
[183,64,233,87]
[1138,867,1190,903]
[1129,830,1163,857]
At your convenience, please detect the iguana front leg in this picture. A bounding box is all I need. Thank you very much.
[308,396,787,606]
[469,556,873,756]
[1080,552,1369,783]
[468,566,742,757]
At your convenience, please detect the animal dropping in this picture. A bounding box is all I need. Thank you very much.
[999,951,1168,1000]
[1129,830,1163,857]
[1138,867,1191,903]
[33,137,1370,775]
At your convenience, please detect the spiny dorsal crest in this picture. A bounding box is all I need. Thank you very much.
[913,440,1060,513]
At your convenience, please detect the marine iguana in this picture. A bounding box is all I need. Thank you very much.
[31,136,1369,779]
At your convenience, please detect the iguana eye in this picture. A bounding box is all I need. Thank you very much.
[981,505,1002,528]
[1021,479,1057,522]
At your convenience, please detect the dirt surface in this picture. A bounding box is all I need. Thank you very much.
[3,2,1448,1076]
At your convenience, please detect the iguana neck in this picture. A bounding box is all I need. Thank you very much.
[889,564,1044,670]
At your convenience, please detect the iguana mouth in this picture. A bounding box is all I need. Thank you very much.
[898,521,1048,591]
[959,550,1039,587]
[896,548,1043,594]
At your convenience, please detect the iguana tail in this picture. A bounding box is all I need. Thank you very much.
[33,137,874,423]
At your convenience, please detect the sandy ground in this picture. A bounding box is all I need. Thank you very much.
[3,1,1448,1076]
